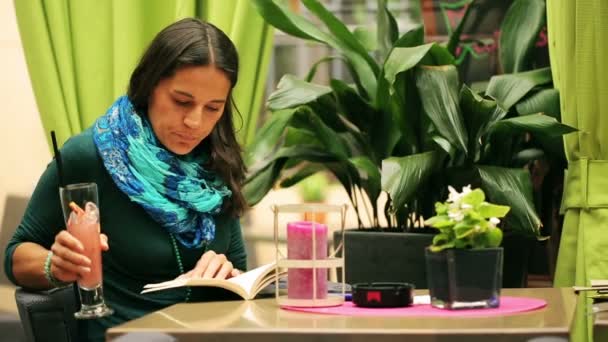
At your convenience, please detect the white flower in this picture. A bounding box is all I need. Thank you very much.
[489,217,500,226]
[448,210,464,222]
[447,186,461,203]
[447,185,473,204]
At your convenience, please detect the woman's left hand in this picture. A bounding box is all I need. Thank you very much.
[178,250,241,280]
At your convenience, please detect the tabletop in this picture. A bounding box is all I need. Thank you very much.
[107,287,576,342]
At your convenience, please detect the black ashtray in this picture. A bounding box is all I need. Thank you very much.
[352,282,414,308]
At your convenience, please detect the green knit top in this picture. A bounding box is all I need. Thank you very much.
[4,129,247,341]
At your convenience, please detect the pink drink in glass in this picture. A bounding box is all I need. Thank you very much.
[60,184,113,319]
[67,220,102,289]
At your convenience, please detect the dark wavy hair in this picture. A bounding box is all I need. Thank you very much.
[128,18,247,217]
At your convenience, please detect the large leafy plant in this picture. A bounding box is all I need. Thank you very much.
[245,0,459,227]
[382,62,574,238]
[244,0,574,238]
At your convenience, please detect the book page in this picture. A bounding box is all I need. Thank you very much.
[227,262,278,298]
[141,262,278,300]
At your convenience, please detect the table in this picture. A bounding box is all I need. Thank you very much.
[107,288,575,342]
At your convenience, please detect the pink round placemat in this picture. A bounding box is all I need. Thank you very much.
[282,296,546,317]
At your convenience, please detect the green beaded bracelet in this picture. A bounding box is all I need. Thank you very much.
[44,251,70,288]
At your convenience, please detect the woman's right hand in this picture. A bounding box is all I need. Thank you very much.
[49,230,109,283]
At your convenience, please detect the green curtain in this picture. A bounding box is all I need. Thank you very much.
[547,1,608,341]
[14,0,273,148]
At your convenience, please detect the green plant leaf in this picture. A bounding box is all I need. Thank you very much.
[416,65,469,155]
[477,165,541,238]
[432,232,451,244]
[244,108,297,166]
[376,27,428,150]
[478,203,511,218]
[251,0,329,42]
[299,0,379,101]
[459,85,506,160]
[330,79,374,131]
[512,88,569,161]
[384,2,399,44]
[435,202,449,215]
[284,126,320,148]
[471,80,489,93]
[252,0,377,101]
[454,222,476,239]
[306,56,344,82]
[485,227,503,247]
[426,215,453,228]
[486,67,552,111]
[393,26,424,48]
[352,27,377,52]
[515,88,561,118]
[447,0,475,56]
[268,75,333,110]
[430,242,455,252]
[499,0,546,73]
[243,159,287,206]
[431,135,456,160]
[422,44,456,66]
[384,43,435,94]
[462,188,485,206]
[279,164,326,188]
[489,114,577,137]
[381,151,438,213]
[372,72,411,161]
[301,0,378,73]
[348,156,381,201]
[295,108,352,159]
[244,146,337,206]
[305,94,349,133]
[377,0,399,60]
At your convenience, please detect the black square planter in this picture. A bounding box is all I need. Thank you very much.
[425,248,503,309]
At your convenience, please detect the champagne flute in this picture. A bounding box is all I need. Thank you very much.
[59,182,113,319]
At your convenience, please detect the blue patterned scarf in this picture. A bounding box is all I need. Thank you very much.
[93,95,231,248]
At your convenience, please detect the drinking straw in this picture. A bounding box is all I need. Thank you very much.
[69,202,85,216]
[50,131,65,187]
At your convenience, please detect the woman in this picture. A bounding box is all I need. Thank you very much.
[4,18,248,341]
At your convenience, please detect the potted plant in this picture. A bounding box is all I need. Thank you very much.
[424,185,509,309]
[245,0,574,287]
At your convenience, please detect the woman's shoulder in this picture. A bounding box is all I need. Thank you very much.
[61,128,97,157]
[59,128,104,179]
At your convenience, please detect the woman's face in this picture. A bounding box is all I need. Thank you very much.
[148,65,231,155]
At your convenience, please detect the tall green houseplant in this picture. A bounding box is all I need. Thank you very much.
[245,0,461,229]
[245,0,573,239]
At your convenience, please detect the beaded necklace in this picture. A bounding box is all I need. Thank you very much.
[169,233,191,302]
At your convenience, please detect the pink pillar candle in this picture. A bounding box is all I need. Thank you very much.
[287,221,328,300]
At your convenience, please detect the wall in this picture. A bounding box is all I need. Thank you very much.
[0,1,50,230]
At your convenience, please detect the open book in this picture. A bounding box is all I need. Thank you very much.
[141,262,283,300]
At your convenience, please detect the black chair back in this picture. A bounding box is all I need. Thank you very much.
[14,286,79,342]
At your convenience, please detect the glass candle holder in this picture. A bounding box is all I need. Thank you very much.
[273,203,347,308]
